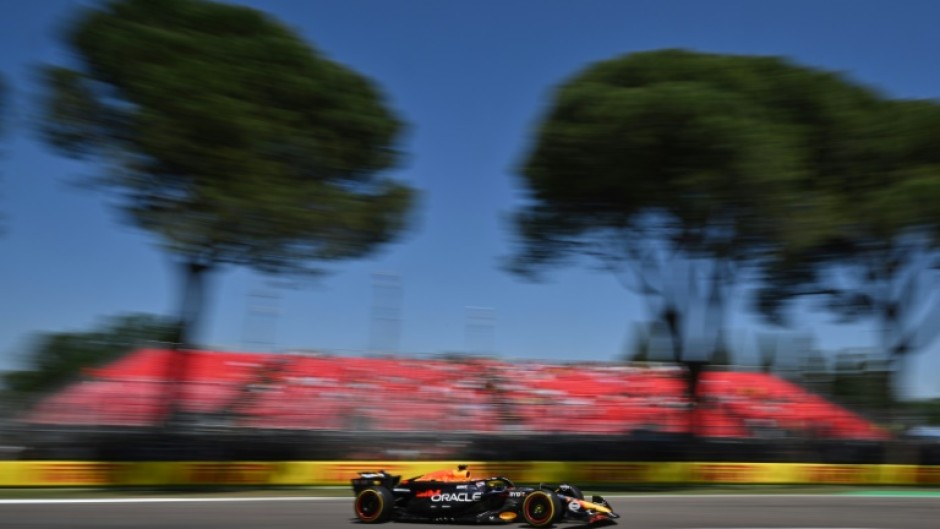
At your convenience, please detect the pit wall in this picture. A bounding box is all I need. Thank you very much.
[2,461,940,487]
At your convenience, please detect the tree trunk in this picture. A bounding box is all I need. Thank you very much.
[882,300,906,428]
[163,259,212,428]
[661,306,701,436]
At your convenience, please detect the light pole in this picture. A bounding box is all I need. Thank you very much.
[464,306,496,356]
[369,272,402,354]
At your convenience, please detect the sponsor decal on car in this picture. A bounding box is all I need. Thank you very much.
[430,492,483,502]
[415,489,482,501]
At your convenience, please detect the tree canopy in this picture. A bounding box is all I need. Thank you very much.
[511,49,890,272]
[39,0,417,345]
[757,97,940,402]
[512,50,940,404]
[512,50,860,360]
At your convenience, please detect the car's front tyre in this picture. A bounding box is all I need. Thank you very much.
[354,486,394,523]
[521,490,563,528]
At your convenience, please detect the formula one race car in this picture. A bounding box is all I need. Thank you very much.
[352,465,619,526]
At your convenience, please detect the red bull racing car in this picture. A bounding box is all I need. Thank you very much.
[352,465,619,526]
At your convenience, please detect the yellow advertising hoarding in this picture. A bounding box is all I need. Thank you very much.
[1,461,938,487]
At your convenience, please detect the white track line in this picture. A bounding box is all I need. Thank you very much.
[602,493,936,499]
[0,497,346,505]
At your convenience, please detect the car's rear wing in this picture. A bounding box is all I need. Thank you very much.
[351,470,401,493]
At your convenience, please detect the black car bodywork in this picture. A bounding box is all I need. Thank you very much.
[351,465,619,526]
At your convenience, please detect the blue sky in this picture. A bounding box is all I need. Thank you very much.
[1,0,939,398]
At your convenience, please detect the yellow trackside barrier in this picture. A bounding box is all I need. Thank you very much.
[687,462,792,484]
[2,461,940,487]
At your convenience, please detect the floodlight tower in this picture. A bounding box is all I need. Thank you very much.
[464,305,496,356]
[369,272,402,354]
[241,288,280,352]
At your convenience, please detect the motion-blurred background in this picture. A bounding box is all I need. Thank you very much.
[2,0,940,465]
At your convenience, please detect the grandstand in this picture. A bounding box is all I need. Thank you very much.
[21,348,887,440]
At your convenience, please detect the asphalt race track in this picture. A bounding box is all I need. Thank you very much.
[2,494,940,529]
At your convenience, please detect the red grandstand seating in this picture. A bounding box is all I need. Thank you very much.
[23,349,889,440]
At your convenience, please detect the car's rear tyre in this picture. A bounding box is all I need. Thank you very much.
[522,490,563,528]
[354,486,394,523]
